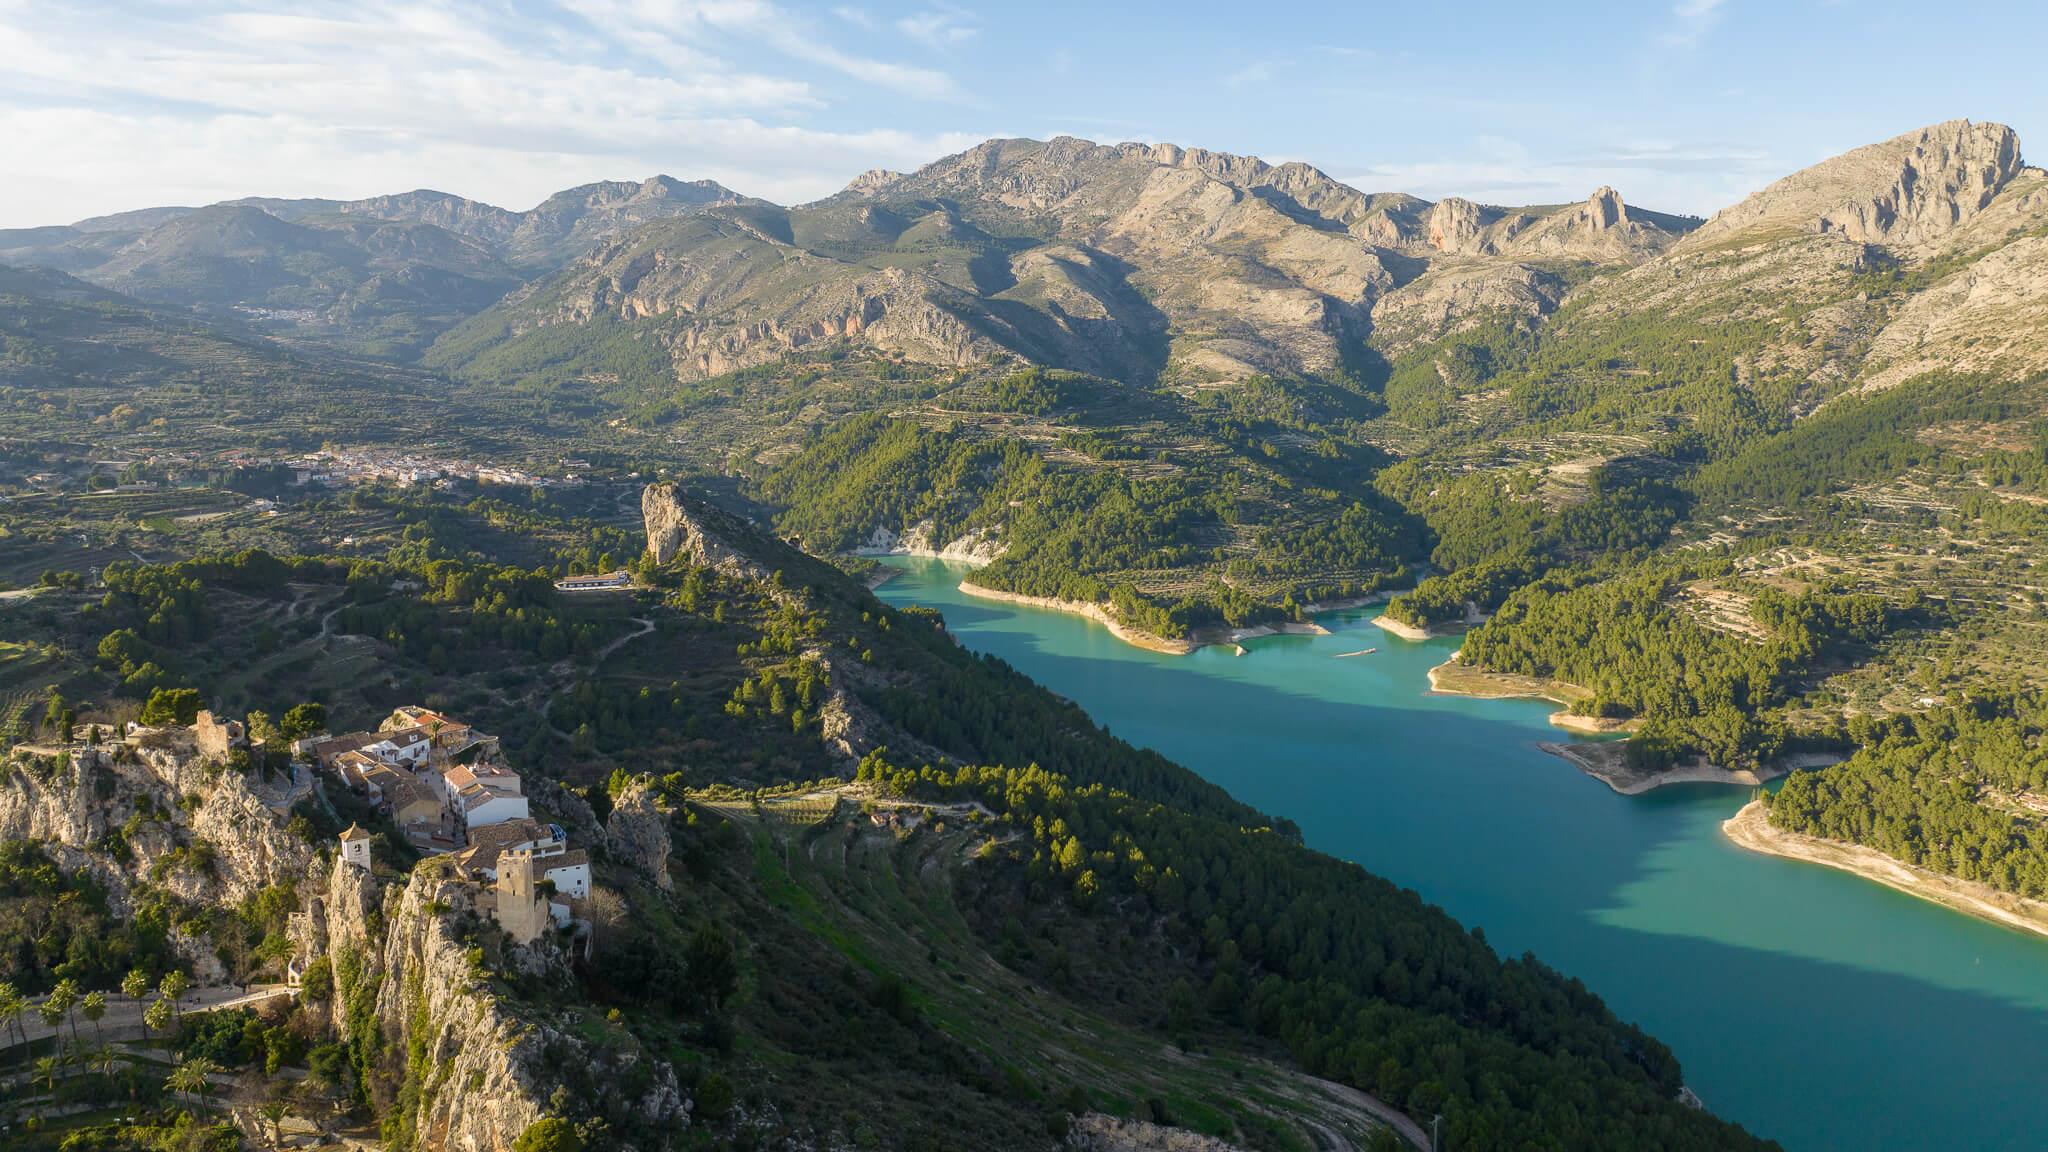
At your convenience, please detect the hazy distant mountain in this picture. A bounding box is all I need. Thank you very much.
[0,204,521,356]
[0,175,760,357]
[430,137,1699,388]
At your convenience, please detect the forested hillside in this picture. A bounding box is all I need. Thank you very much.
[0,479,1776,1151]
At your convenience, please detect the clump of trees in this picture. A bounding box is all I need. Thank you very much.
[1770,691,2048,896]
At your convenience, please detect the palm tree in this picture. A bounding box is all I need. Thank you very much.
[166,1055,219,1112]
[0,981,25,1067]
[32,1053,60,1101]
[258,1098,292,1145]
[45,978,80,1049]
[81,990,107,1048]
[158,971,189,1027]
[35,992,67,1062]
[143,994,175,1042]
[121,969,150,1003]
[90,1042,119,1095]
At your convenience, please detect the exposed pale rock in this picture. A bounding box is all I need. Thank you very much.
[319,858,689,1152]
[1686,119,2022,252]
[604,779,672,890]
[1069,1113,1248,1151]
[1370,263,1566,354]
[0,736,311,906]
[642,482,767,579]
[1427,198,1494,255]
[1858,233,2048,393]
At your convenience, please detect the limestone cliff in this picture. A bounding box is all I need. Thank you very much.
[318,857,688,1152]
[604,780,673,891]
[642,482,770,580]
[1684,119,2023,253]
[0,732,310,907]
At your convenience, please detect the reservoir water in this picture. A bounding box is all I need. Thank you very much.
[874,558,2048,1152]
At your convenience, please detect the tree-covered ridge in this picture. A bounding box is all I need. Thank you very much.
[1768,692,2048,897]
[855,752,1775,1151]
[1459,564,1902,769]
[755,379,1423,639]
[2,480,1782,1150]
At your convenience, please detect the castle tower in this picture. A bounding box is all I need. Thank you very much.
[494,848,548,946]
[339,823,373,872]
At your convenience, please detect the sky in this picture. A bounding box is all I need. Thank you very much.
[1,0,2043,228]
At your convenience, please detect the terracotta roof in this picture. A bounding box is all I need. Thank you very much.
[339,823,372,842]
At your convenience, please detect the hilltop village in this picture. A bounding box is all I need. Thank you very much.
[302,707,592,949]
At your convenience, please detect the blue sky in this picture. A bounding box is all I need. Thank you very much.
[0,0,2041,227]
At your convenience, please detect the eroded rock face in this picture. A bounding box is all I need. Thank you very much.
[642,483,765,580]
[856,521,1006,563]
[320,859,689,1152]
[1068,1113,1248,1151]
[0,736,310,906]
[1687,119,2022,252]
[1370,262,1567,354]
[1427,197,1493,255]
[605,780,672,891]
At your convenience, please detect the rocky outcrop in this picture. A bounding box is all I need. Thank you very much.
[1068,1113,1247,1151]
[642,483,768,579]
[326,862,549,1152]
[1371,262,1566,354]
[840,168,904,196]
[854,521,1005,564]
[1857,231,2048,393]
[320,858,688,1152]
[1686,119,2023,253]
[604,780,672,890]
[1427,197,1494,256]
[0,734,310,907]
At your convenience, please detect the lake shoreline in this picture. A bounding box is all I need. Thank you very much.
[1540,741,1786,795]
[1424,655,1796,794]
[955,580,1197,654]
[1723,800,2048,940]
[952,579,1391,656]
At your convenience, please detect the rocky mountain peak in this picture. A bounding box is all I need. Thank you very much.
[844,167,904,195]
[1427,197,1493,255]
[1686,118,2023,252]
[1586,186,1627,230]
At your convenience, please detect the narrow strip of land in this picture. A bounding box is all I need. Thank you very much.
[1722,800,2048,939]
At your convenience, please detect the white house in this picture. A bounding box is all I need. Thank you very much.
[361,728,430,769]
[456,782,530,830]
[540,849,590,901]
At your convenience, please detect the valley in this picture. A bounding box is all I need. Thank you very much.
[5,112,2048,1152]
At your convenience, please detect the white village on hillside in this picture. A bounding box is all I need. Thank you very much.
[299,706,592,951]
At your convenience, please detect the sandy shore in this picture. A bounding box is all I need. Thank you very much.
[1548,713,1635,735]
[1425,655,1585,707]
[1539,742,1785,795]
[955,581,1197,654]
[1723,800,2048,939]
[854,545,997,566]
[1371,614,1434,641]
[1204,621,1331,646]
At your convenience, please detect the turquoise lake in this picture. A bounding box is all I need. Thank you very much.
[874,557,2048,1152]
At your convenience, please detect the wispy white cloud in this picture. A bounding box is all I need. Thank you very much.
[1659,0,1727,48]
[1224,60,1276,90]
[1343,132,1778,215]
[896,8,977,51]
[0,0,981,224]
